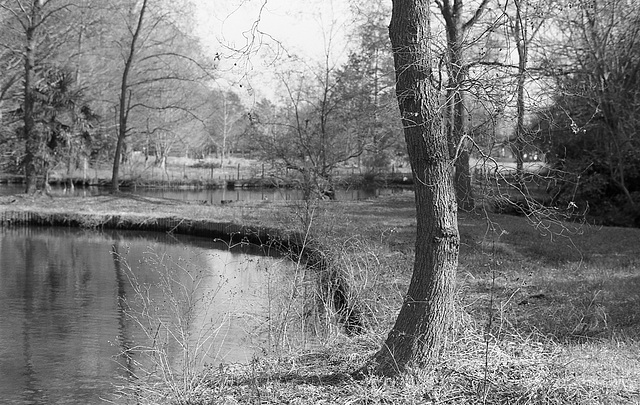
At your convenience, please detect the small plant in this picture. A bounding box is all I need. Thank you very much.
[111,247,231,404]
[248,200,399,354]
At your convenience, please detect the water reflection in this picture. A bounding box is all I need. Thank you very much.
[111,242,136,382]
[0,227,296,404]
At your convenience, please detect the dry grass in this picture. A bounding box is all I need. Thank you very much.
[2,191,639,404]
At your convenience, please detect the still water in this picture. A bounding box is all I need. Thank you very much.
[0,227,297,404]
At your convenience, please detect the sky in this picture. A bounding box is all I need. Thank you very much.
[192,0,354,100]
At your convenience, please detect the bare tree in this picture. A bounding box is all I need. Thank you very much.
[364,0,460,376]
[436,0,490,210]
[110,0,148,192]
[506,0,546,177]
[206,90,246,170]
[249,66,362,201]
[108,0,214,191]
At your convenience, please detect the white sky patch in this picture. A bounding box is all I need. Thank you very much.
[192,0,354,100]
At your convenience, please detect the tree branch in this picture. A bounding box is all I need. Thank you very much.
[463,0,490,32]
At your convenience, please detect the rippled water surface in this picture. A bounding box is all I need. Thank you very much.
[0,227,295,404]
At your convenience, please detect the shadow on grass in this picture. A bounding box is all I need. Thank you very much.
[107,191,186,206]
[453,206,640,341]
[460,260,640,342]
[509,273,640,339]
[227,370,354,388]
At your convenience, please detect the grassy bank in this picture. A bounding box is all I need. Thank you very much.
[1,192,639,404]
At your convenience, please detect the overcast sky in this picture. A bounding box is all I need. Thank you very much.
[192,0,354,100]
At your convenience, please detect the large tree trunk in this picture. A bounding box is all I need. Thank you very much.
[367,0,460,376]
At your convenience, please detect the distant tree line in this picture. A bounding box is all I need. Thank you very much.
[0,0,236,192]
[1,0,638,226]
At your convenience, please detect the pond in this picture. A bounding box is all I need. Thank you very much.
[0,183,408,203]
[0,226,302,404]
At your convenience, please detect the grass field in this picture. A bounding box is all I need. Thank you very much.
[1,191,638,404]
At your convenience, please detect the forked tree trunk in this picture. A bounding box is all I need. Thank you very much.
[440,0,487,211]
[366,0,460,376]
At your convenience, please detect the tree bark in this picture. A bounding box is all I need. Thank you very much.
[366,0,460,376]
[111,0,148,193]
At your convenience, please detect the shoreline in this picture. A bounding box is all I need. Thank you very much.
[0,207,284,245]
[0,192,366,333]
[0,172,415,190]
[1,193,639,403]
[0,193,328,282]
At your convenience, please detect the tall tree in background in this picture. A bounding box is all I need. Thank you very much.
[206,90,247,170]
[111,0,148,192]
[342,0,402,174]
[366,0,460,376]
[108,0,213,191]
[0,0,76,193]
[437,0,490,210]
[19,0,42,193]
[508,0,545,176]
